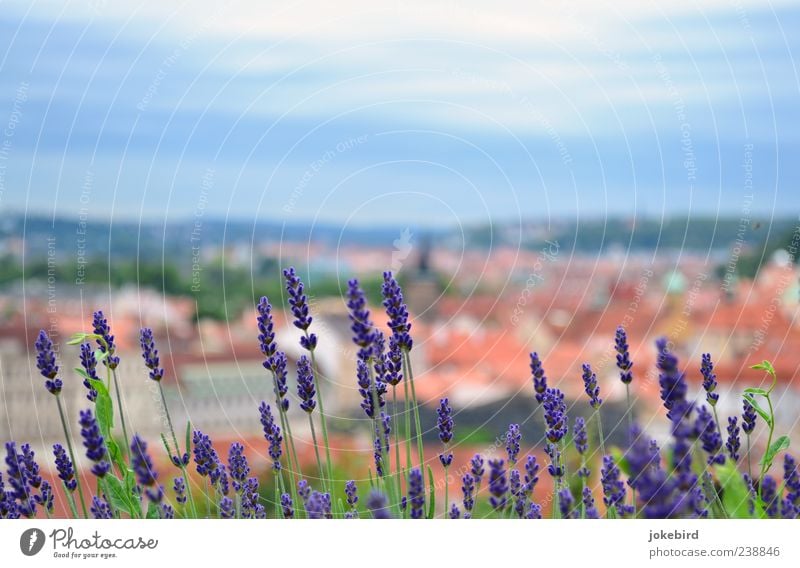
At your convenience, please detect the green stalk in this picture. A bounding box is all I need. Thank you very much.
[747,433,752,479]
[401,363,413,471]
[404,350,426,494]
[625,384,633,429]
[61,481,79,518]
[392,386,403,511]
[595,408,606,458]
[56,396,88,518]
[270,368,300,509]
[158,383,198,518]
[307,344,334,488]
[308,414,327,493]
[110,368,130,460]
[757,395,776,498]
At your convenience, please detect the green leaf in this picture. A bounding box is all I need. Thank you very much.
[743,394,773,427]
[146,501,160,519]
[715,461,755,519]
[101,475,139,518]
[426,465,435,519]
[66,333,90,345]
[743,387,768,396]
[760,435,790,468]
[751,360,776,377]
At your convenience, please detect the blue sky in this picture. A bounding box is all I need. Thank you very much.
[0,0,798,227]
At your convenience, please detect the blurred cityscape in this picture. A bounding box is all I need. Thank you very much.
[1,213,799,486]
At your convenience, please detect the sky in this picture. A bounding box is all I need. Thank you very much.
[0,0,798,228]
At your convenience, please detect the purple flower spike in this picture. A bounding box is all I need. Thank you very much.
[600,455,632,517]
[615,327,633,385]
[582,487,599,519]
[381,271,412,350]
[408,468,425,519]
[470,454,485,483]
[742,400,757,434]
[78,343,99,401]
[257,296,277,360]
[696,406,725,465]
[35,330,62,395]
[488,459,508,511]
[92,310,119,369]
[449,503,461,519]
[227,442,250,492]
[366,490,393,519]
[79,409,110,478]
[530,352,548,403]
[558,487,575,519]
[219,497,234,519]
[581,363,602,409]
[700,353,718,406]
[173,477,187,505]
[131,435,162,502]
[53,444,77,492]
[505,423,521,466]
[91,496,113,519]
[283,267,317,350]
[281,493,294,519]
[347,279,377,360]
[726,416,741,462]
[139,328,164,382]
[296,355,316,413]
[461,473,475,517]
[259,402,283,471]
[542,388,568,443]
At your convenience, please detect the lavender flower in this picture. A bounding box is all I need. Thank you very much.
[192,430,220,479]
[256,296,277,360]
[581,363,602,409]
[614,326,633,385]
[449,504,461,519]
[461,473,475,518]
[696,405,725,465]
[526,502,542,519]
[656,338,690,421]
[381,271,412,350]
[574,417,588,455]
[139,328,163,382]
[79,409,110,478]
[470,454,485,484]
[558,487,575,519]
[357,359,386,419]
[345,480,358,507]
[762,475,779,518]
[259,402,283,471]
[510,469,525,517]
[161,504,175,519]
[283,267,317,350]
[242,477,265,519]
[742,400,757,434]
[35,330,62,395]
[408,468,425,519]
[700,353,718,406]
[582,487,599,519]
[131,435,162,502]
[306,491,332,519]
[545,443,564,480]
[173,477,187,505]
[79,343,99,401]
[366,490,393,519]
[227,442,250,492]
[383,334,404,386]
[296,355,316,413]
[437,398,454,467]
[270,351,290,412]
[505,423,521,466]
[726,416,741,462]
[542,388,568,443]
[297,479,311,503]
[280,493,294,519]
[219,497,234,519]
[33,480,53,513]
[529,352,548,403]
[53,444,77,492]
[347,279,377,360]
[524,456,540,494]
[600,455,632,517]
[91,496,113,519]
[488,459,508,511]
[784,454,800,506]
[92,310,119,369]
